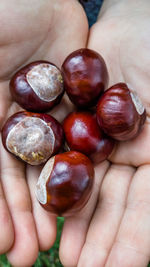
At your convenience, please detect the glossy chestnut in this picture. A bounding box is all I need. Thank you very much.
[36,151,94,216]
[61,48,108,108]
[96,83,146,141]
[10,61,64,112]
[2,111,64,165]
[63,111,115,164]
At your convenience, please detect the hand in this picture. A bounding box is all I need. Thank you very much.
[0,1,88,266]
[59,1,150,266]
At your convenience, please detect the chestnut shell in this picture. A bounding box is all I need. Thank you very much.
[63,111,115,164]
[2,111,64,165]
[61,48,108,108]
[36,151,94,216]
[10,60,64,112]
[96,83,146,141]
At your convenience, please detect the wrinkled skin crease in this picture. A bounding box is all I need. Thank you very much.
[58,2,150,267]
[0,1,88,266]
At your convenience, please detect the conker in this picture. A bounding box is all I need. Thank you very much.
[36,151,94,216]
[63,111,115,164]
[96,83,146,141]
[2,111,64,165]
[10,61,64,112]
[61,48,108,108]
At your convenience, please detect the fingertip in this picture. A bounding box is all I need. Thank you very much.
[0,216,14,254]
[59,218,84,267]
[7,250,38,267]
[59,253,78,267]
[37,212,57,252]
[0,198,14,254]
[6,212,39,267]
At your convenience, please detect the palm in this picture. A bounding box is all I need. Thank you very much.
[0,1,88,266]
[88,5,150,167]
[59,3,150,267]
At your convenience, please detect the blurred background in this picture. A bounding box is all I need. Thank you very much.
[79,0,103,27]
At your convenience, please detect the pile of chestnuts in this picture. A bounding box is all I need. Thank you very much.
[2,48,146,216]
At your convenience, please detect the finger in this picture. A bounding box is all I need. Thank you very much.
[88,20,125,86]
[0,82,11,127]
[0,179,14,253]
[0,133,14,254]
[105,164,150,267]
[77,164,135,267]
[27,165,57,251]
[59,161,110,267]
[109,122,150,167]
[37,0,89,68]
[0,140,39,267]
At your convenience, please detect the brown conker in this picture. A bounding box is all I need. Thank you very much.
[2,111,64,165]
[36,151,94,216]
[96,83,146,141]
[63,111,115,164]
[10,61,64,112]
[61,48,108,108]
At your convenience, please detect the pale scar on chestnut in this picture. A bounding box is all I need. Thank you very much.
[6,117,55,165]
[26,63,64,102]
[130,91,145,115]
[36,157,55,204]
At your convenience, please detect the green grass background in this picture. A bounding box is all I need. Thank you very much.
[0,217,64,267]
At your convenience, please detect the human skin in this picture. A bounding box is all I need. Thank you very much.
[0,1,88,266]
[59,1,150,267]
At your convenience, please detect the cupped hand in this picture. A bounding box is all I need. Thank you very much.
[0,0,88,266]
[59,1,150,267]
